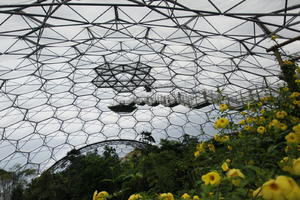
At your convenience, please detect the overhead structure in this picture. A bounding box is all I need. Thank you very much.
[48,139,151,174]
[0,0,299,172]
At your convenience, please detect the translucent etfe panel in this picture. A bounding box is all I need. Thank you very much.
[0,0,35,5]
[227,0,293,13]
[73,0,135,5]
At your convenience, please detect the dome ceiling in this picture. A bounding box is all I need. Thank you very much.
[0,0,299,172]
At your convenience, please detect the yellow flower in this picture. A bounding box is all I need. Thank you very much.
[282,165,293,173]
[222,135,229,142]
[281,157,290,163]
[159,193,174,200]
[279,123,287,131]
[254,176,300,200]
[260,109,266,114]
[257,126,266,134]
[227,169,245,179]
[285,132,300,143]
[285,146,291,153]
[208,143,215,152]
[290,92,300,98]
[196,142,205,152]
[261,179,286,200]
[219,104,228,112]
[181,193,191,200]
[293,100,300,106]
[268,119,280,128]
[227,169,245,186]
[276,111,287,119]
[214,135,229,142]
[214,118,230,129]
[280,157,293,173]
[291,117,300,124]
[295,79,300,84]
[128,194,142,200]
[271,35,278,40]
[192,195,200,200]
[283,60,294,65]
[194,151,200,158]
[279,157,290,166]
[282,87,289,92]
[292,158,300,175]
[226,159,231,163]
[238,120,245,125]
[281,157,300,176]
[260,97,269,102]
[227,145,233,151]
[213,134,220,142]
[258,116,266,123]
[93,191,109,200]
[221,162,229,172]
[253,187,262,198]
[246,117,254,124]
[293,124,300,135]
[202,171,221,185]
[243,125,251,131]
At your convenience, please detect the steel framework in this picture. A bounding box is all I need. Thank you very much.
[0,0,299,172]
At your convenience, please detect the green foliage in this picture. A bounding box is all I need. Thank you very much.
[0,166,36,200]
[188,61,300,199]
[23,149,122,200]
[19,136,198,200]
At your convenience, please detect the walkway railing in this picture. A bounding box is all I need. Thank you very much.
[110,83,282,110]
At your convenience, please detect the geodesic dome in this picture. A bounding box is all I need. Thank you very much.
[0,0,299,172]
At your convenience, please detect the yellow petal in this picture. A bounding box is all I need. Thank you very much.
[93,190,98,200]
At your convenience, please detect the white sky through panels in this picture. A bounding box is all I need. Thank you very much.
[0,0,299,172]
